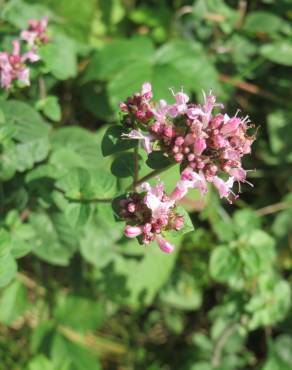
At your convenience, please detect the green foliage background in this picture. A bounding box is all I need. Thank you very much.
[0,0,292,369]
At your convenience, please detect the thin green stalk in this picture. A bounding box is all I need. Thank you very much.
[132,144,139,190]
[129,163,175,191]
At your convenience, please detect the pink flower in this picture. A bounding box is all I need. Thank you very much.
[120,180,185,253]
[153,99,169,122]
[0,39,42,89]
[168,89,190,117]
[212,176,235,199]
[141,82,153,100]
[21,17,49,47]
[141,181,174,222]
[193,138,206,155]
[22,49,40,63]
[171,168,208,200]
[122,129,153,154]
[220,116,241,135]
[0,52,13,88]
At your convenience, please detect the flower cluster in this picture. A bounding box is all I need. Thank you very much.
[119,83,256,252]
[120,82,255,203]
[0,17,48,89]
[119,181,185,253]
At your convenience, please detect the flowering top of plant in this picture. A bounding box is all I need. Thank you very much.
[119,181,185,253]
[118,82,256,252]
[120,82,255,203]
[0,17,48,89]
[20,17,49,47]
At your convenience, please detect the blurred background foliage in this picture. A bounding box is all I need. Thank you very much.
[0,0,292,369]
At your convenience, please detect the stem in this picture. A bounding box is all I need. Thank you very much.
[58,325,126,356]
[256,201,292,216]
[133,144,139,189]
[130,163,175,191]
[212,322,239,367]
[54,187,113,204]
[38,77,47,100]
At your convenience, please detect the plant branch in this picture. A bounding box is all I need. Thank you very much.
[212,322,239,367]
[38,76,47,100]
[133,144,139,189]
[256,201,292,216]
[129,164,175,191]
[58,325,126,357]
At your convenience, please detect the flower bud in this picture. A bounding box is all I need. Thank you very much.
[174,215,184,230]
[156,236,174,253]
[193,138,206,155]
[127,203,136,213]
[175,136,184,146]
[174,153,184,162]
[124,225,143,238]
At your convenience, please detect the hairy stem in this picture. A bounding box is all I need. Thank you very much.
[133,144,139,189]
[38,76,47,99]
[130,163,175,191]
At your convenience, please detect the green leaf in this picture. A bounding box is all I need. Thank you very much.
[40,33,78,80]
[100,245,179,308]
[84,37,154,82]
[102,125,136,157]
[267,111,292,162]
[57,167,116,199]
[51,334,101,370]
[108,60,152,109]
[44,0,96,41]
[160,272,202,310]
[0,280,29,325]
[0,100,50,141]
[80,204,124,268]
[0,142,17,181]
[2,0,52,28]
[15,137,50,172]
[36,96,62,122]
[0,230,17,288]
[233,209,261,235]
[261,41,292,66]
[56,167,92,199]
[54,294,105,332]
[263,335,292,370]
[5,212,35,258]
[246,275,291,329]
[0,100,51,171]
[155,40,220,94]
[65,203,92,228]
[111,152,135,178]
[51,126,112,171]
[209,245,241,284]
[26,355,55,370]
[146,151,173,170]
[0,254,17,288]
[244,11,291,35]
[29,211,78,266]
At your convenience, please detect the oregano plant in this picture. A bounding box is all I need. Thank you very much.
[0,3,291,369]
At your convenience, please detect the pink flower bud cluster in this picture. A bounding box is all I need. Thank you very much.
[0,17,48,89]
[120,83,255,202]
[119,181,184,253]
[20,17,49,47]
[119,82,154,127]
